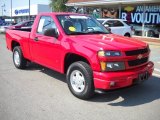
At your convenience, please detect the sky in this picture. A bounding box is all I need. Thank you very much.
[0,0,50,16]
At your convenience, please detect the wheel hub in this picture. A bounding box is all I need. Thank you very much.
[14,51,20,66]
[70,70,85,93]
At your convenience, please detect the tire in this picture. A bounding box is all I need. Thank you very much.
[148,30,155,37]
[66,61,94,99]
[13,46,27,69]
[124,33,131,37]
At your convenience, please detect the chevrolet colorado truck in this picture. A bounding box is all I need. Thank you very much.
[6,12,154,99]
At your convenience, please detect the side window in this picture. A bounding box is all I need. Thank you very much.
[104,21,112,27]
[114,20,124,27]
[37,16,57,35]
[107,20,124,27]
[28,21,33,26]
[24,22,28,26]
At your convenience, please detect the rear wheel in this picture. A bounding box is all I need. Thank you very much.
[66,61,94,99]
[13,46,27,69]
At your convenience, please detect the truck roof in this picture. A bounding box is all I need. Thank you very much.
[38,12,85,16]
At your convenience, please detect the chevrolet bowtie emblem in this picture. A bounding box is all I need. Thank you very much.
[137,54,143,59]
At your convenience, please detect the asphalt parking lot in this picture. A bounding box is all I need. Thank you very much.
[0,34,160,120]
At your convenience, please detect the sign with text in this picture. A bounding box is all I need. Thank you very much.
[121,5,160,24]
[14,9,30,15]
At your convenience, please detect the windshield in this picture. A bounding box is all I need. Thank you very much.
[97,20,105,24]
[57,15,109,35]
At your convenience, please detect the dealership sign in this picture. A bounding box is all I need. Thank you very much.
[121,5,160,24]
[14,9,30,15]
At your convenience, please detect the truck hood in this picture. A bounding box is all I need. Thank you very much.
[69,34,148,51]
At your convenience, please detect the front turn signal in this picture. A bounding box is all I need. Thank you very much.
[100,61,106,71]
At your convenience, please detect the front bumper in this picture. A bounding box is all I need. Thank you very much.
[93,61,154,90]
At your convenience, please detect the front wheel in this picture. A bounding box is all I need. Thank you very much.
[66,61,94,99]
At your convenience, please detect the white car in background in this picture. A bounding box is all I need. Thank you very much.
[0,24,9,33]
[0,23,14,33]
[97,18,132,37]
[0,25,6,33]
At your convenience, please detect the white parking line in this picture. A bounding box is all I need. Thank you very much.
[154,68,160,73]
[153,73,160,78]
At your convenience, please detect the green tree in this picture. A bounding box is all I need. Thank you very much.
[49,0,68,12]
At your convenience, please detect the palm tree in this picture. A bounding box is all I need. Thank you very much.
[49,0,68,12]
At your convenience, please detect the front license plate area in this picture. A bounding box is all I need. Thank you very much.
[138,71,149,82]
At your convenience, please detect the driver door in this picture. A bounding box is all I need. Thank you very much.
[30,16,62,71]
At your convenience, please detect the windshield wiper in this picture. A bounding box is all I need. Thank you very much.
[68,32,87,35]
[67,31,108,35]
[87,31,108,34]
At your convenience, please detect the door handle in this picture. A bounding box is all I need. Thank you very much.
[34,37,39,41]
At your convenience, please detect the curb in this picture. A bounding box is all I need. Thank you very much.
[145,42,160,46]
[133,36,160,46]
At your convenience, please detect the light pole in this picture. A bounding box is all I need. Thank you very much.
[11,0,12,23]
[29,0,30,20]
[1,6,3,16]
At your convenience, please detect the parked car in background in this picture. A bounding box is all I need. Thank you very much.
[97,18,132,37]
[0,25,6,33]
[8,20,34,30]
[0,23,13,33]
[131,24,160,38]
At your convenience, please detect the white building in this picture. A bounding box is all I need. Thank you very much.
[10,4,51,22]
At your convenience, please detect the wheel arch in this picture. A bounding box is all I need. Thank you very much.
[124,32,131,37]
[63,53,91,74]
[11,40,21,51]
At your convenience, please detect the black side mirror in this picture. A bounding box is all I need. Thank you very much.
[44,28,58,38]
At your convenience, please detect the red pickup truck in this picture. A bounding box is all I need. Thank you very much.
[6,12,154,99]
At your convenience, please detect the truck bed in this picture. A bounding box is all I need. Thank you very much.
[6,29,31,60]
[12,27,32,32]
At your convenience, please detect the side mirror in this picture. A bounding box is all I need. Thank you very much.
[44,28,58,38]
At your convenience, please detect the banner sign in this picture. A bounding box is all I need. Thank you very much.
[121,5,160,24]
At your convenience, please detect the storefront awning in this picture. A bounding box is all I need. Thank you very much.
[66,0,160,6]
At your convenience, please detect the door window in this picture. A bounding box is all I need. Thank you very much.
[37,16,57,35]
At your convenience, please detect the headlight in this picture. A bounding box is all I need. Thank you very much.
[98,50,121,57]
[100,62,125,71]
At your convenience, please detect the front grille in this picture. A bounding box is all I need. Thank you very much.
[125,47,148,56]
[128,57,148,67]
